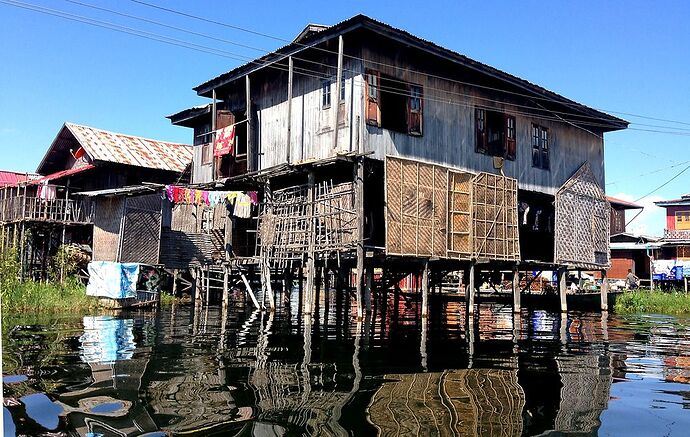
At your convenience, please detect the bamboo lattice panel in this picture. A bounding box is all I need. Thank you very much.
[554,163,610,268]
[385,157,447,257]
[471,172,520,261]
[119,194,162,264]
[448,170,474,259]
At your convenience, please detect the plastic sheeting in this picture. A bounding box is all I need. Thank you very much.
[86,261,140,299]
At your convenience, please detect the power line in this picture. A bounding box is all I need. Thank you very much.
[5,0,690,138]
[128,0,690,129]
[633,162,690,203]
[606,159,690,186]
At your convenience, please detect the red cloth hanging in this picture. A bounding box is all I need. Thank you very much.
[213,125,235,157]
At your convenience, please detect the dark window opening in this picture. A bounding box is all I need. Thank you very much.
[532,124,550,170]
[321,80,331,109]
[475,108,515,160]
[366,70,423,136]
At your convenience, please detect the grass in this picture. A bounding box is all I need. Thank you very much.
[614,289,690,315]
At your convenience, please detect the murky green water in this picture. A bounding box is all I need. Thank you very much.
[3,294,690,436]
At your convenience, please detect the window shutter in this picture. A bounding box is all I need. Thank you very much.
[407,85,423,135]
[365,71,381,127]
[216,110,235,130]
[475,108,487,153]
[505,115,516,160]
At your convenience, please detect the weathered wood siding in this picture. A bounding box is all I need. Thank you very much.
[92,197,124,262]
[359,46,605,195]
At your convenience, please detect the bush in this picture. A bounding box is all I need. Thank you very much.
[615,290,690,315]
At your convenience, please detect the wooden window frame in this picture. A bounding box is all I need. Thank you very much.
[321,79,332,109]
[407,84,423,136]
[201,143,212,165]
[676,211,690,230]
[476,108,515,160]
[505,115,516,161]
[532,123,550,170]
[365,70,381,127]
[475,108,488,154]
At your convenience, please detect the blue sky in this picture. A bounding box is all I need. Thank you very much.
[1,0,688,235]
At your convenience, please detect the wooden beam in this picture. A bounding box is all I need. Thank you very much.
[355,159,364,320]
[304,170,316,315]
[600,269,609,311]
[240,271,261,310]
[286,56,293,164]
[332,35,344,152]
[559,267,568,313]
[245,74,254,172]
[512,266,521,313]
[421,260,429,318]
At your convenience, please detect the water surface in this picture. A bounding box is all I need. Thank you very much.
[3,294,690,436]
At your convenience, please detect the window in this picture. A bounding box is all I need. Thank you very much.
[676,211,690,230]
[475,108,515,160]
[321,80,331,109]
[532,124,549,170]
[201,143,212,165]
[366,70,423,136]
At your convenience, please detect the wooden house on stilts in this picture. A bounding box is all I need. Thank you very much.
[162,15,627,316]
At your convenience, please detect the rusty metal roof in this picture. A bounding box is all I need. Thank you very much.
[60,123,192,173]
[0,170,39,186]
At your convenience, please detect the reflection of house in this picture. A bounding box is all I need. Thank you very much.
[367,369,525,436]
[554,355,612,434]
[0,123,191,280]
[58,316,158,436]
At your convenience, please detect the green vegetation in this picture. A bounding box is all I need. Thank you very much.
[1,246,98,315]
[615,290,690,315]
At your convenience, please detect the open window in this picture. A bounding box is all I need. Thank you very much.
[475,108,515,160]
[366,70,423,136]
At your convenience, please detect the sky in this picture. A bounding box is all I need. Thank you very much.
[1,0,689,236]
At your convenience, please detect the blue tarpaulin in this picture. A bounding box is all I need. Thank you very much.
[86,261,140,299]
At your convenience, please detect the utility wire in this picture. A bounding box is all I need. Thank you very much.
[633,162,690,203]
[5,0,690,137]
[128,0,690,129]
[606,159,690,186]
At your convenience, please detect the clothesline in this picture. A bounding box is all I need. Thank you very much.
[164,185,258,219]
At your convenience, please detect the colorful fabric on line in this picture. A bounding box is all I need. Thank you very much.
[213,125,235,157]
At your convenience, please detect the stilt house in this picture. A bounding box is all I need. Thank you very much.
[0,122,192,280]
[167,15,628,313]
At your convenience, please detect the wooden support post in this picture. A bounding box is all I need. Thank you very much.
[512,267,521,313]
[205,265,211,305]
[600,269,609,311]
[467,262,475,316]
[355,159,364,320]
[559,267,568,313]
[324,268,331,325]
[298,266,304,317]
[304,171,316,315]
[421,260,429,318]
[222,265,229,309]
[364,264,373,314]
[286,56,293,163]
[332,35,344,152]
[194,267,202,303]
[314,265,322,318]
[264,263,275,310]
[245,74,254,172]
[240,271,261,310]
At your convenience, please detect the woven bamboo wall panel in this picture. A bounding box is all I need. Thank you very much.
[119,194,162,264]
[448,171,473,259]
[93,197,124,262]
[471,173,520,261]
[554,163,610,268]
[385,157,447,257]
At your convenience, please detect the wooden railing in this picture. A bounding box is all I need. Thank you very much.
[0,196,93,224]
[664,229,690,240]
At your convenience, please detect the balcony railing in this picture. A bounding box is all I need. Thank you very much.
[0,196,93,224]
[663,229,690,240]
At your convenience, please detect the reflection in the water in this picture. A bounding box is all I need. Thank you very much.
[3,293,690,436]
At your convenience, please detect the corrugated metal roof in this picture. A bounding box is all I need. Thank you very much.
[26,164,96,185]
[607,196,643,209]
[64,123,192,173]
[0,170,38,186]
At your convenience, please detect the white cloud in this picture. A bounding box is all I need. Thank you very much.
[610,192,666,237]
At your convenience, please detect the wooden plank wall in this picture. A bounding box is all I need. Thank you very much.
[119,194,163,264]
[360,44,606,195]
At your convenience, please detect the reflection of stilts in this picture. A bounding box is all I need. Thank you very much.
[420,317,428,372]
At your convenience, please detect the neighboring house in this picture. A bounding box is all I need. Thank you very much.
[653,194,690,284]
[0,122,192,280]
[606,196,655,280]
[166,15,627,311]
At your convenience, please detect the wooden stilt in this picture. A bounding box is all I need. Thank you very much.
[304,170,316,315]
[512,266,521,313]
[600,269,609,311]
[324,268,331,325]
[558,267,568,313]
[314,265,322,318]
[467,262,475,316]
[421,260,429,318]
[355,158,364,320]
[205,265,211,305]
[240,271,261,310]
[222,265,229,309]
[364,264,373,314]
